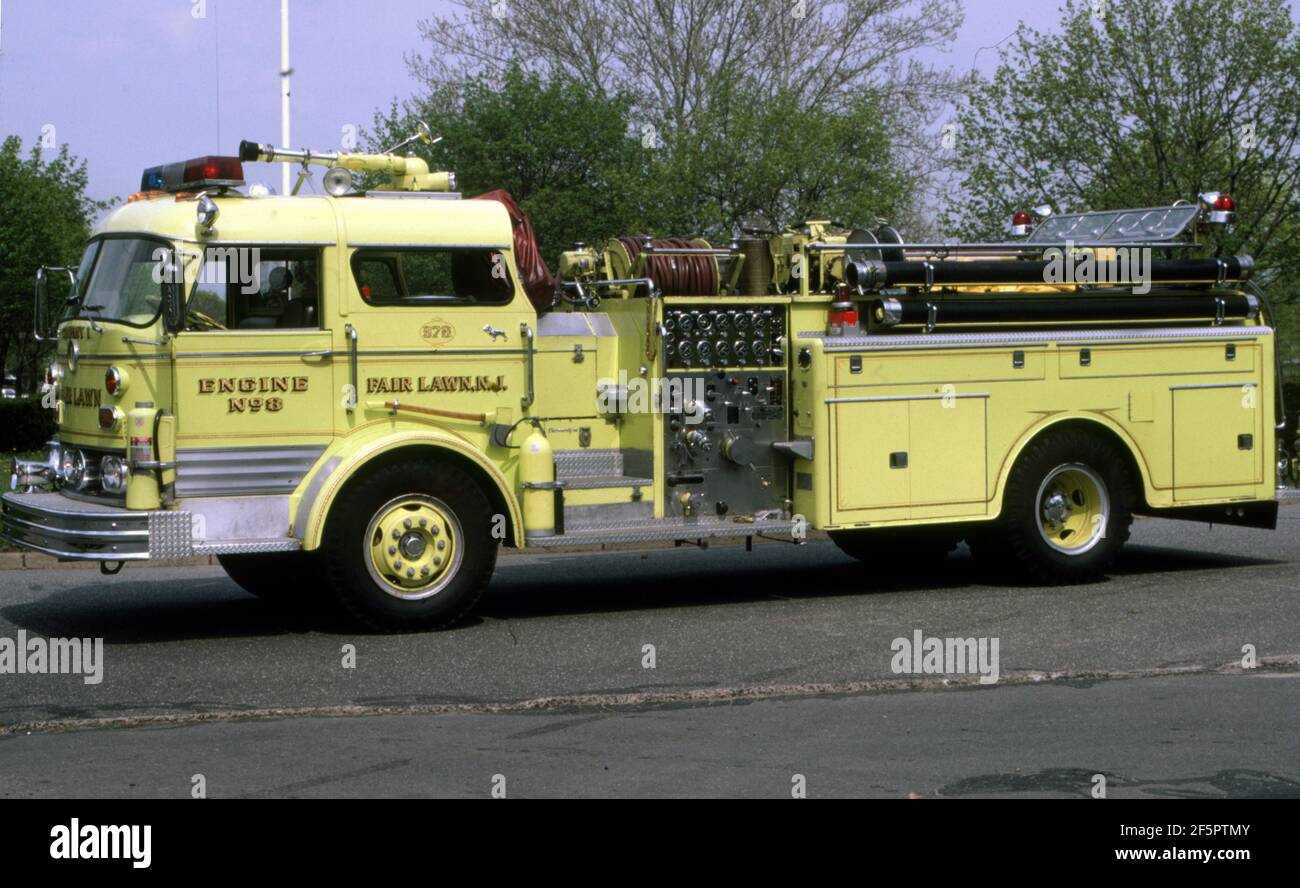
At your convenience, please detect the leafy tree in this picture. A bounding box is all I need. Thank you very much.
[401,0,960,235]
[0,137,105,394]
[943,0,1300,263]
[367,67,659,266]
[370,64,914,262]
[657,80,913,236]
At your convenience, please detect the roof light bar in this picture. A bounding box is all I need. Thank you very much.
[140,156,245,193]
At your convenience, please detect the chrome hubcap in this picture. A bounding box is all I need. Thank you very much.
[1035,463,1109,555]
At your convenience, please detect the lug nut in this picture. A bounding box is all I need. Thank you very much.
[391,529,400,540]
[406,568,414,578]
[403,518,412,529]
[388,545,397,555]
[393,561,402,570]
[421,566,430,576]
[437,539,446,550]
[419,518,427,527]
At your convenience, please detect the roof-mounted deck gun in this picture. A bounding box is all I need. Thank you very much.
[238,121,456,195]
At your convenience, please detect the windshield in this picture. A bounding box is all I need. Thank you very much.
[64,237,168,328]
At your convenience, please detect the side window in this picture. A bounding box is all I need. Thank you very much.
[187,247,322,331]
[352,248,514,306]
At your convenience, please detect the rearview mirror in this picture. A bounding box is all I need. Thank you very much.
[34,266,76,341]
[162,272,184,335]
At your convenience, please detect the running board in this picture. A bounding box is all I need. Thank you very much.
[525,516,801,548]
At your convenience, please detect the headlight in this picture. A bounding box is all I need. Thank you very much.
[43,441,62,475]
[100,455,128,494]
[197,194,219,232]
[59,447,84,487]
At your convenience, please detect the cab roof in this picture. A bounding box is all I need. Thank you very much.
[96,193,514,249]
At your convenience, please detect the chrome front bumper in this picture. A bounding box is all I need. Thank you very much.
[0,491,190,561]
[1,491,303,561]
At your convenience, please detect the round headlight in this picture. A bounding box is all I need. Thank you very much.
[197,194,219,231]
[100,455,128,494]
[44,441,62,475]
[59,447,84,487]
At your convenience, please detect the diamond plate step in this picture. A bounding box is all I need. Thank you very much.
[526,516,798,548]
[554,449,623,479]
[556,475,652,490]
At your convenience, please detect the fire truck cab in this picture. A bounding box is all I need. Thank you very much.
[3,138,1293,630]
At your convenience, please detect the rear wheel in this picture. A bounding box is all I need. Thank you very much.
[320,459,497,631]
[971,427,1134,583]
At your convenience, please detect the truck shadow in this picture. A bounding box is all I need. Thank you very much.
[474,541,1280,621]
[0,541,1280,641]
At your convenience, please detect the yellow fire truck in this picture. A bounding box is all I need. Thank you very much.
[3,130,1294,629]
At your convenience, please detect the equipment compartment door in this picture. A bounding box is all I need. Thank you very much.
[831,395,989,523]
[1172,384,1262,500]
[907,396,988,513]
[833,399,909,514]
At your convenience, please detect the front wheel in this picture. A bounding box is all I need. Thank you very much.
[973,428,1134,584]
[320,459,498,631]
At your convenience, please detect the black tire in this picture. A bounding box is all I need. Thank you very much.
[320,458,497,631]
[829,525,960,572]
[217,551,327,605]
[970,427,1134,584]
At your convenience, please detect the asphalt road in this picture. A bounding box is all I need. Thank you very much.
[0,514,1296,798]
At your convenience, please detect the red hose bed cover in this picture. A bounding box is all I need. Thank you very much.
[471,189,555,310]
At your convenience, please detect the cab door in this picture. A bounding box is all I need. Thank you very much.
[343,244,533,437]
[171,245,335,498]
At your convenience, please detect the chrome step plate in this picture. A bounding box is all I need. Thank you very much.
[526,515,799,548]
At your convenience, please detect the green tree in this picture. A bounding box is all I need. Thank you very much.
[943,0,1300,274]
[394,0,957,239]
[0,136,105,394]
[367,67,658,266]
[371,64,914,260]
[658,81,913,236]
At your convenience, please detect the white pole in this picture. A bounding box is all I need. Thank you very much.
[280,0,291,195]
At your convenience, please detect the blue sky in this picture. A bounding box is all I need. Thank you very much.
[0,0,1158,204]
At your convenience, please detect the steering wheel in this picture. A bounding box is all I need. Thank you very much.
[186,308,227,331]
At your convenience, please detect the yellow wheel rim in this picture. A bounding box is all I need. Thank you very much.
[1035,463,1109,555]
[364,495,462,600]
